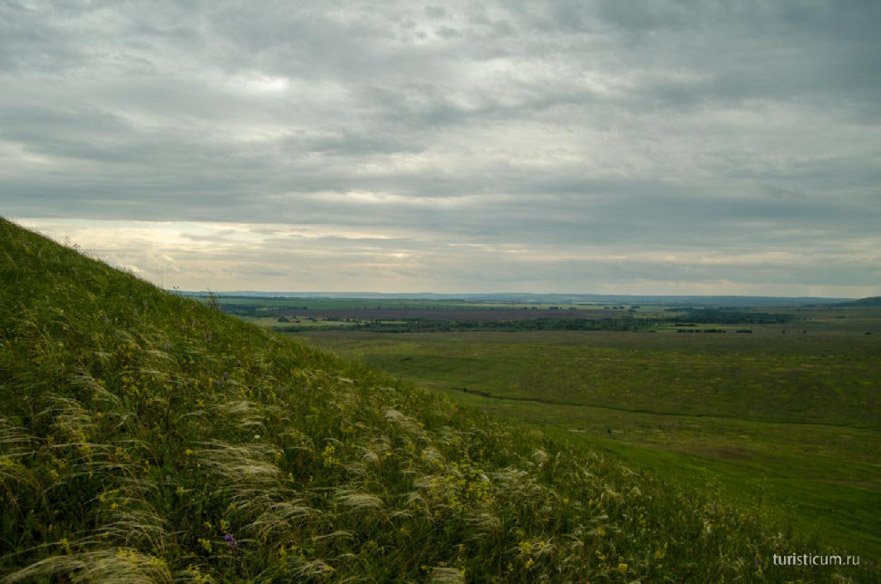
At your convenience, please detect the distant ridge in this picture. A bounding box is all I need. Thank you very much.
[837,296,881,307]
[177,290,850,307]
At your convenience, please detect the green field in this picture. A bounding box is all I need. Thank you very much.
[294,326,881,560]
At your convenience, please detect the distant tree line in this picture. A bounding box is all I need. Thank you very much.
[348,317,651,333]
[672,309,792,324]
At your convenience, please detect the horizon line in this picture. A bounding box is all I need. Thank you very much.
[169,289,861,301]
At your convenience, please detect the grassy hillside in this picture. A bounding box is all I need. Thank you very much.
[0,218,868,582]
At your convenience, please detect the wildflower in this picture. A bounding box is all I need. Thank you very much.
[224,533,237,548]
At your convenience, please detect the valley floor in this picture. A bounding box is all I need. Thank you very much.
[294,327,881,561]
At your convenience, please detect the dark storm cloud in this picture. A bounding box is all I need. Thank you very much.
[2,0,880,294]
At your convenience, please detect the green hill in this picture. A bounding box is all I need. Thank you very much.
[842,296,881,307]
[0,218,867,582]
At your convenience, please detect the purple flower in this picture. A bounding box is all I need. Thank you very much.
[224,533,237,548]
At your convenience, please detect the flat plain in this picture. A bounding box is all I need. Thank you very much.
[280,306,881,559]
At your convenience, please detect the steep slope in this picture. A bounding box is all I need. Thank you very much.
[0,218,860,582]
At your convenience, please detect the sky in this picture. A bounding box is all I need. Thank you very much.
[2,0,880,296]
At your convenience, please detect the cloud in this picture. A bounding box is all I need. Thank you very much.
[2,0,880,295]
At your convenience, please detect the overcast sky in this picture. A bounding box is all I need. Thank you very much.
[3,0,880,296]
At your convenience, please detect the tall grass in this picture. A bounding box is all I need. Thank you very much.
[0,218,869,582]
